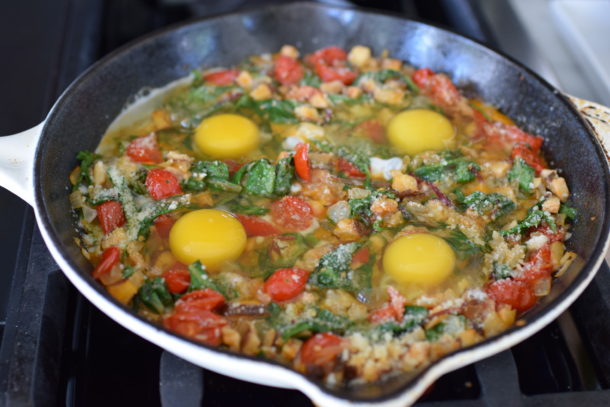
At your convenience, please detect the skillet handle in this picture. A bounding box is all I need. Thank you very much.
[0,122,44,206]
[566,95,610,162]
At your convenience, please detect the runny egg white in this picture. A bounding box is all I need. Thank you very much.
[195,113,259,159]
[387,109,455,156]
[169,209,247,270]
[383,233,456,286]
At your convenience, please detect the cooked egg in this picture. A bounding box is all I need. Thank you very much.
[387,109,455,156]
[383,233,455,286]
[195,114,259,159]
[169,209,247,270]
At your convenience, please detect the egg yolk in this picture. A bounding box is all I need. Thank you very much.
[387,109,455,156]
[169,209,247,270]
[195,113,259,159]
[383,233,456,286]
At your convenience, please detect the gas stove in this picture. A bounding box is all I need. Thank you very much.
[1,1,610,406]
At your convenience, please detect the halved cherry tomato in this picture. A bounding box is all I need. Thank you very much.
[236,214,280,237]
[145,168,182,200]
[92,246,121,280]
[96,200,125,234]
[368,286,405,323]
[294,143,311,181]
[515,244,553,285]
[154,214,176,238]
[511,144,545,174]
[126,133,163,164]
[164,309,227,346]
[175,288,226,313]
[477,119,544,154]
[306,46,348,65]
[264,267,309,302]
[487,279,536,312]
[313,62,357,85]
[356,119,385,143]
[270,196,313,232]
[274,55,304,86]
[336,157,365,178]
[300,332,345,367]
[203,69,239,86]
[412,68,462,110]
[307,46,356,85]
[163,263,190,294]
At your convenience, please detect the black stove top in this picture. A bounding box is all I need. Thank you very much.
[1,1,610,406]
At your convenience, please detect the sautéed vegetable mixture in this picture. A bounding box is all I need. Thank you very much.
[70,45,577,386]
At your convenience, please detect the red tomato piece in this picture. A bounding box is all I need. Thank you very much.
[264,267,309,302]
[314,61,357,85]
[300,332,345,367]
[270,196,314,232]
[145,168,182,200]
[154,214,176,239]
[411,68,434,88]
[534,224,565,243]
[477,120,544,154]
[223,159,243,175]
[487,279,536,312]
[126,133,163,164]
[336,157,366,178]
[274,55,304,86]
[175,288,226,313]
[164,309,227,346]
[294,143,311,181]
[412,68,462,111]
[515,244,554,285]
[163,263,190,294]
[306,46,348,65]
[511,144,545,174]
[203,69,239,86]
[235,214,280,237]
[96,200,125,235]
[92,247,121,280]
[357,119,385,143]
[350,247,370,268]
[368,286,405,323]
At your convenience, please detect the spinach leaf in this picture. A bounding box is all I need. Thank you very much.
[301,71,321,88]
[237,96,298,124]
[375,306,428,336]
[137,196,189,238]
[183,160,242,193]
[226,202,269,215]
[309,243,361,289]
[425,315,466,341]
[501,203,557,236]
[274,157,294,195]
[138,277,173,314]
[560,204,577,220]
[122,266,136,279]
[508,157,534,194]
[460,191,516,220]
[443,230,482,260]
[414,157,480,184]
[187,261,226,296]
[74,150,100,189]
[128,168,148,195]
[279,307,352,339]
[192,160,230,179]
[242,159,276,196]
[491,262,512,280]
[88,188,119,205]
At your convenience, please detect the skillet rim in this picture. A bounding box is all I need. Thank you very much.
[32,1,610,403]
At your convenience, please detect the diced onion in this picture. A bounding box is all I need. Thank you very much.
[533,276,551,296]
[327,201,350,224]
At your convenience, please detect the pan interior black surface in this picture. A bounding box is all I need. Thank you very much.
[34,2,610,401]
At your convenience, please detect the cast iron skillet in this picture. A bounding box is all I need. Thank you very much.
[1,3,610,406]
